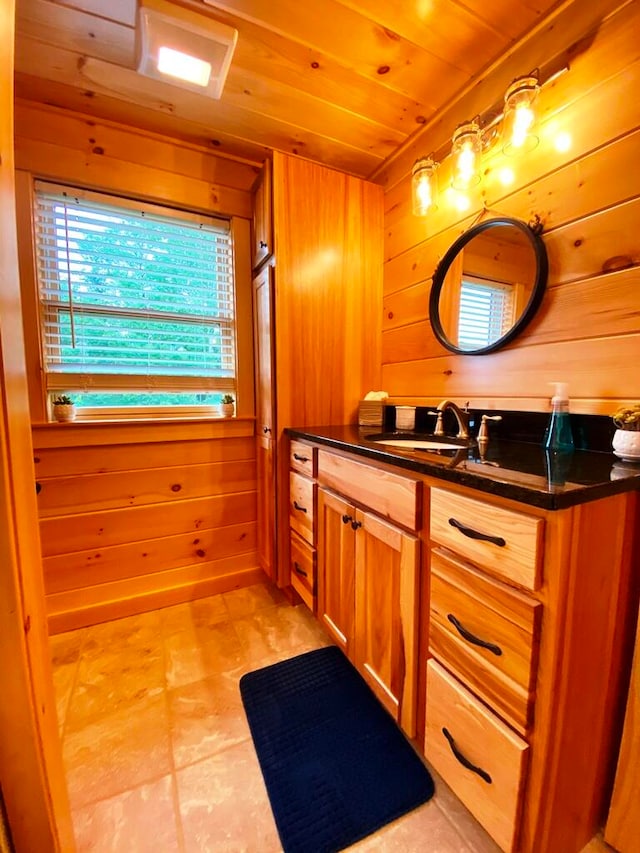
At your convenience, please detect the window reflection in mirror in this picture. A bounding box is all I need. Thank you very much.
[430,218,547,355]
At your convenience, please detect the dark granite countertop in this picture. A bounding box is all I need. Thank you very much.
[286,424,640,510]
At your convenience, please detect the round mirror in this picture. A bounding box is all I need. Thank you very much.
[429,217,548,355]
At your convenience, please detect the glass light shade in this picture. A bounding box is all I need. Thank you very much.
[411,157,438,216]
[502,75,540,155]
[451,121,482,190]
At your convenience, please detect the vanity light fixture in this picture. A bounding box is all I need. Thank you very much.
[411,156,438,216]
[451,120,483,191]
[502,73,540,154]
[136,0,238,98]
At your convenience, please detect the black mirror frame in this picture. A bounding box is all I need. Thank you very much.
[429,216,548,355]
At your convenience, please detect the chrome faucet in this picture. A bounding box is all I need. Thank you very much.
[434,399,470,439]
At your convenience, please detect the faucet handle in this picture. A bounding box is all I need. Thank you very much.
[427,411,444,436]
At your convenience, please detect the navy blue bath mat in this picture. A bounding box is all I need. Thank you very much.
[239,646,434,853]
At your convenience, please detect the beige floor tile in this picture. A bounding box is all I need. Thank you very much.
[63,693,172,810]
[176,740,282,853]
[81,610,162,658]
[50,628,84,666]
[429,768,502,853]
[347,799,473,852]
[71,775,181,853]
[168,673,251,769]
[160,595,230,638]
[67,639,165,726]
[164,619,245,690]
[50,629,84,731]
[222,582,287,620]
[233,601,332,670]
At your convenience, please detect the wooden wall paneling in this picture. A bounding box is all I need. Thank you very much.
[14,101,261,190]
[14,135,252,219]
[32,419,254,448]
[381,336,640,408]
[39,491,257,557]
[383,280,430,331]
[0,0,73,845]
[47,557,265,634]
[34,436,255,478]
[36,459,257,516]
[43,521,258,593]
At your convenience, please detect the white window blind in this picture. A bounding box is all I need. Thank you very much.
[34,182,236,400]
[458,277,515,350]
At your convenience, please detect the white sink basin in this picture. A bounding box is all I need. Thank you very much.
[366,435,466,451]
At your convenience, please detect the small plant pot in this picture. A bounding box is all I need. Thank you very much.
[612,429,640,462]
[220,403,235,418]
[53,404,76,423]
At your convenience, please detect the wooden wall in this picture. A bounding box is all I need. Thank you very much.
[15,102,265,632]
[377,0,640,416]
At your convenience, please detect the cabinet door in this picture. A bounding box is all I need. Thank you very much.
[253,263,275,437]
[354,508,420,737]
[256,434,275,580]
[252,159,272,270]
[317,487,355,657]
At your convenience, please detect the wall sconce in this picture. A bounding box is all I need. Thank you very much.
[411,157,438,216]
[451,121,482,190]
[502,73,540,154]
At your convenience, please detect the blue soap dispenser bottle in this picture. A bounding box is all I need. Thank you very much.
[544,381,574,452]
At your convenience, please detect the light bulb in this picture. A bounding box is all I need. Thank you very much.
[451,121,482,190]
[411,157,438,216]
[503,75,539,155]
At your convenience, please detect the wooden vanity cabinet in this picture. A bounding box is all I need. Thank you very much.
[317,449,422,737]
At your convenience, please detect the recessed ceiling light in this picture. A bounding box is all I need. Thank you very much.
[136,0,237,99]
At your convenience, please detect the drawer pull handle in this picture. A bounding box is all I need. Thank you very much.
[293,500,307,513]
[442,728,492,784]
[263,426,272,434]
[293,453,309,463]
[448,517,506,547]
[351,520,362,531]
[293,561,308,578]
[447,614,503,656]
[342,514,352,525]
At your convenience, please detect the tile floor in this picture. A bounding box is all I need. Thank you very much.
[50,582,504,852]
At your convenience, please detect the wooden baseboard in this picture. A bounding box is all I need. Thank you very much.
[47,565,266,634]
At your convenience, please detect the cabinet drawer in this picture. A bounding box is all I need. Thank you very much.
[289,471,315,544]
[290,531,316,612]
[430,488,543,590]
[290,439,317,478]
[318,449,421,531]
[429,549,541,735]
[425,660,528,853]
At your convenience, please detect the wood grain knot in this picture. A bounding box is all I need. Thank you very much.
[377,65,391,75]
[171,484,182,492]
[196,549,206,558]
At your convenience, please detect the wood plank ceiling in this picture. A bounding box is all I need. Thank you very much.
[14,0,565,177]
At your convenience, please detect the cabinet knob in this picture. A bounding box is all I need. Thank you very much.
[351,520,362,531]
[342,514,352,525]
[259,240,268,248]
[263,426,272,434]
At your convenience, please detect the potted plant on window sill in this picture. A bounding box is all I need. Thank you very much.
[52,395,76,423]
[220,394,235,418]
[612,403,640,462]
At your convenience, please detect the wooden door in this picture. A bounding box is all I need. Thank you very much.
[354,508,420,737]
[317,487,356,657]
[253,263,275,438]
[256,434,275,580]
[252,159,272,271]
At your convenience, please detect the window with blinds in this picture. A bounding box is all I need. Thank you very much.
[457,277,515,350]
[34,182,236,413]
